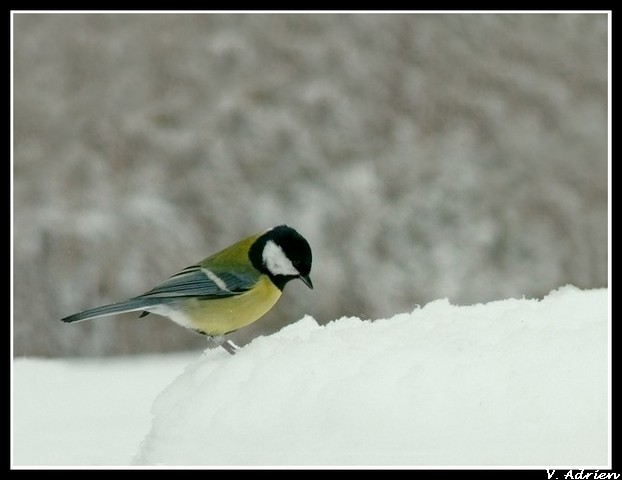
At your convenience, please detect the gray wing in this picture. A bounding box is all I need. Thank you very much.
[61,265,260,323]
[137,264,258,299]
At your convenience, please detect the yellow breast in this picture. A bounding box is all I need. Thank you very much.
[181,275,282,336]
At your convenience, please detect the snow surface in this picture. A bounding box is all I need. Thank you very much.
[12,286,610,468]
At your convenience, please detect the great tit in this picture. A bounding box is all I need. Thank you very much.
[61,225,313,354]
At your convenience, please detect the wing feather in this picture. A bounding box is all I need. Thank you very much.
[138,265,258,299]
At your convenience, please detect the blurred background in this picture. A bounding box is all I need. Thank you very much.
[12,13,609,357]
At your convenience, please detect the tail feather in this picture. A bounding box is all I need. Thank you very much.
[61,298,160,324]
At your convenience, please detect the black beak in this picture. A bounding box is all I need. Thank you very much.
[300,274,313,289]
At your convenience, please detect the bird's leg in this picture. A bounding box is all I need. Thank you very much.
[209,335,240,355]
[221,340,240,355]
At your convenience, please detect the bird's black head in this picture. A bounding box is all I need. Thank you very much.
[249,225,313,291]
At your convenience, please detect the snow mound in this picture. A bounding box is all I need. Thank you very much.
[134,286,609,466]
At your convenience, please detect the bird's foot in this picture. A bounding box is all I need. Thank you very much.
[210,335,240,355]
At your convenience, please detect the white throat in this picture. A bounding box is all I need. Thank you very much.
[262,240,299,276]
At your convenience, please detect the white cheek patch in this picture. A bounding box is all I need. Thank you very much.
[263,240,300,276]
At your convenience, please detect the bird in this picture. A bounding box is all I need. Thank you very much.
[61,225,313,354]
